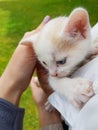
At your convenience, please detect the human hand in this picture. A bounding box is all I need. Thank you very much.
[0,16,50,106]
[20,16,50,45]
[30,77,48,108]
[36,62,53,97]
[30,77,62,128]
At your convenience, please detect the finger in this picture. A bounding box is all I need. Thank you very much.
[20,16,51,45]
[36,62,53,96]
[79,94,90,103]
[30,77,40,91]
[72,98,83,108]
[35,15,50,32]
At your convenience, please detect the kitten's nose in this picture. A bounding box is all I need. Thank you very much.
[51,73,58,77]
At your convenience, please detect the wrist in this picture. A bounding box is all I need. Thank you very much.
[0,76,22,106]
[38,106,62,127]
[0,45,36,106]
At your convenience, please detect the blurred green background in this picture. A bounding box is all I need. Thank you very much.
[0,0,98,130]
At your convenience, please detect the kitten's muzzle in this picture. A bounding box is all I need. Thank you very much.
[50,73,67,78]
[50,73,58,77]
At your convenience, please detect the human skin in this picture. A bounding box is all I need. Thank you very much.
[30,77,62,128]
[0,16,51,106]
[0,15,62,129]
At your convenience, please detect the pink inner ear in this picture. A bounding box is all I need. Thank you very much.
[66,10,89,39]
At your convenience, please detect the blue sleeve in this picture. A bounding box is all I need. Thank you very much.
[0,98,25,130]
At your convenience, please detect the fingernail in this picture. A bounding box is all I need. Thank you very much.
[33,77,38,83]
[43,15,50,24]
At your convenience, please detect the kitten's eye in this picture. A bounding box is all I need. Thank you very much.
[42,61,47,66]
[56,57,66,65]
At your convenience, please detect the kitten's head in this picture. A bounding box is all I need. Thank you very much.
[34,8,91,78]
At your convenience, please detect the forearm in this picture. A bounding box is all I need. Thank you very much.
[0,76,22,106]
[0,45,36,106]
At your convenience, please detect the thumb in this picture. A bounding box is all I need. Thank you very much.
[19,16,50,45]
[35,15,50,32]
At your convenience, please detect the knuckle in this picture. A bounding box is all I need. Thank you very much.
[24,32,30,36]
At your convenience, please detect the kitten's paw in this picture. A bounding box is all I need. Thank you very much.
[71,78,95,108]
[90,46,98,56]
[89,42,98,57]
[45,101,55,112]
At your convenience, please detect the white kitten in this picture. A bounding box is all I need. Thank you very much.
[21,8,95,107]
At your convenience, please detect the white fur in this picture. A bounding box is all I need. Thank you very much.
[34,8,91,77]
[33,8,94,107]
[20,8,94,107]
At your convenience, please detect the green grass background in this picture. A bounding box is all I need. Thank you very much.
[0,0,98,129]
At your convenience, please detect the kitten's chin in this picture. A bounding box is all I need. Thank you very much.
[50,72,71,78]
[56,74,69,78]
[57,75,67,78]
[57,71,72,78]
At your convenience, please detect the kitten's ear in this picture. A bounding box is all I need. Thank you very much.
[65,8,90,40]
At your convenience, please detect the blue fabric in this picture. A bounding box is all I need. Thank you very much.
[0,98,24,130]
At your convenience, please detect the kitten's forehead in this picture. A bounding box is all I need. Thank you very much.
[39,17,68,42]
[37,17,75,51]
